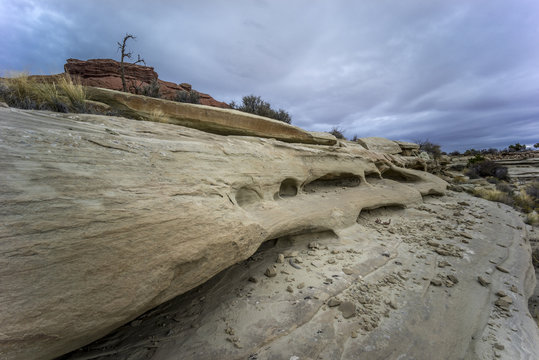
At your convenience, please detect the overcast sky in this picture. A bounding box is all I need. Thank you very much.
[1,0,538,151]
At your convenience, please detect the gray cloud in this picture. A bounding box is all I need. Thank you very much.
[1,0,538,151]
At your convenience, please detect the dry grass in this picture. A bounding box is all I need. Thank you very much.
[452,175,467,184]
[0,72,87,112]
[525,212,539,226]
[473,188,513,206]
[147,108,166,123]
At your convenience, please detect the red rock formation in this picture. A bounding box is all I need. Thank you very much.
[64,58,229,108]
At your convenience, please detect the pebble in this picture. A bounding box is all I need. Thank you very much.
[327,258,336,264]
[339,301,356,319]
[495,265,509,274]
[438,261,451,268]
[276,254,285,263]
[328,298,341,307]
[297,282,305,289]
[342,267,354,275]
[286,285,294,293]
[264,266,277,278]
[248,276,258,283]
[477,276,490,287]
[493,343,504,350]
[430,279,442,287]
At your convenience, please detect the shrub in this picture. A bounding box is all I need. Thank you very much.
[175,90,200,104]
[416,140,441,158]
[329,127,346,140]
[508,143,526,152]
[466,160,508,181]
[140,79,161,98]
[230,95,292,124]
[467,154,485,165]
[495,182,513,194]
[449,151,461,156]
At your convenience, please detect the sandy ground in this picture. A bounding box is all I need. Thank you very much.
[61,191,539,360]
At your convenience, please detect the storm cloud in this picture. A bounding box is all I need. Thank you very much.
[1,0,538,151]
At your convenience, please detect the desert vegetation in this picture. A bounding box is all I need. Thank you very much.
[416,140,442,158]
[229,95,292,124]
[117,33,145,92]
[175,89,201,104]
[329,127,346,140]
[0,73,88,113]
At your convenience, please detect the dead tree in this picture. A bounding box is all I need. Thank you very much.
[117,33,145,92]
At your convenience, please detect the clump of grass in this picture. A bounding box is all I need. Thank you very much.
[57,74,86,111]
[147,108,166,123]
[0,72,87,113]
[526,212,539,226]
[473,188,513,206]
[452,175,467,184]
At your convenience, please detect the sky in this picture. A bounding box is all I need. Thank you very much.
[1,0,538,152]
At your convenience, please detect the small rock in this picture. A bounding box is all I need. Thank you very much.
[248,276,258,283]
[351,330,358,338]
[493,342,504,350]
[294,256,303,264]
[331,249,340,254]
[438,261,451,268]
[225,327,235,335]
[427,240,440,247]
[308,241,320,249]
[327,258,336,264]
[477,276,490,287]
[276,254,285,263]
[284,251,299,258]
[388,300,398,310]
[297,282,305,289]
[495,265,509,274]
[495,296,513,310]
[447,274,459,284]
[328,298,341,307]
[339,301,356,319]
[430,279,442,287]
[311,261,321,268]
[342,267,354,275]
[264,267,277,278]
[510,285,518,293]
[286,285,294,293]
[495,290,507,297]
[381,251,390,257]
[459,232,473,239]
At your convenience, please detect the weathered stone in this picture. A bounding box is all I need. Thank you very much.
[356,137,402,154]
[64,58,229,108]
[477,276,490,287]
[339,301,356,319]
[0,108,448,360]
[328,298,342,307]
[87,87,337,146]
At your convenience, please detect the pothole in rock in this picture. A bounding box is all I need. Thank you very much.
[304,173,362,194]
[356,205,406,226]
[274,178,299,200]
[236,186,262,207]
[380,168,421,183]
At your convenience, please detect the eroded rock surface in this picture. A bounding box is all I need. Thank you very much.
[0,107,445,360]
[62,193,539,360]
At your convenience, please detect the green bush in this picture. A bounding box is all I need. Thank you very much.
[175,90,200,104]
[230,95,291,124]
[467,154,485,165]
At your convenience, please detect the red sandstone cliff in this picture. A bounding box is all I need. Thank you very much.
[64,58,229,108]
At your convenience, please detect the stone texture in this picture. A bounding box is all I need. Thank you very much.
[0,107,448,360]
[63,58,229,108]
[356,137,402,154]
[86,87,337,145]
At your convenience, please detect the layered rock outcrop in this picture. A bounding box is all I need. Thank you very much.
[63,58,229,108]
[0,106,447,360]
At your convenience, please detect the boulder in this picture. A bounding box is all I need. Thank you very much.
[0,107,446,360]
[86,87,337,146]
[356,137,402,154]
[395,140,420,156]
[63,58,229,108]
